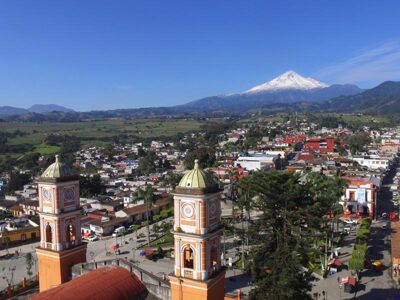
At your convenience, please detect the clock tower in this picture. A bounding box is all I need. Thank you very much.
[36,155,87,292]
[170,160,225,300]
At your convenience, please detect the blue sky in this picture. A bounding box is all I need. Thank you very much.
[0,1,400,111]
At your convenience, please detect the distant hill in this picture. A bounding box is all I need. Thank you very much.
[0,104,74,116]
[0,106,29,116]
[28,104,74,113]
[325,81,400,114]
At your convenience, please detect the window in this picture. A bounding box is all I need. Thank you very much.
[45,223,52,243]
[211,246,218,269]
[183,245,194,269]
[66,223,76,244]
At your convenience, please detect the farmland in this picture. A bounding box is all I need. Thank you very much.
[0,118,203,158]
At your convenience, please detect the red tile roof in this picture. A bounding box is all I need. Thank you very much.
[32,266,146,300]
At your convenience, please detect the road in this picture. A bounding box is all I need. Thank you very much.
[312,162,399,299]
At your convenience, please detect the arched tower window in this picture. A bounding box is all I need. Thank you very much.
[183,244,194,269]
[45,223,52,244]
[66,223,76,244]
[211,246,218,269]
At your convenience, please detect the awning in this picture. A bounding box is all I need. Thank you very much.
[341,276,356,286]
[328,258,342,267]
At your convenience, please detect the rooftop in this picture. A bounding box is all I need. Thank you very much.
[32,266,147,300]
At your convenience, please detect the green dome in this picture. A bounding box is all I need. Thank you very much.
[178,159,217,189]
[41,155,75,178]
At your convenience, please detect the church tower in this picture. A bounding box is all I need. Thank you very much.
[170,160,225,300]
[36,155,87,292]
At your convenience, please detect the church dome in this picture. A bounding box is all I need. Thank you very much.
[41,155,75,179]
[176,160,218,194]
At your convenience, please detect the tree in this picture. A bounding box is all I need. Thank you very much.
[349,243,367,280]
[241,170,345,300]
[184,147,216,169]
[165,172,183,192]
[25,252,34,279]
[137,184,154,246]
[136,151,157,176]
[132,224,140,239]
[80,175,105,197]
[305,173,346,270]
[7,172,31,193]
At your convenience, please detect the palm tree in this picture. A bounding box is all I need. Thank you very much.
[236,176,254,269]
[137,184,154,246]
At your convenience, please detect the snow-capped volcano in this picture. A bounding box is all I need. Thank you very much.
[245,71,329,93]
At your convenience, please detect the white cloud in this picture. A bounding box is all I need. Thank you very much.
[316,40,400,87]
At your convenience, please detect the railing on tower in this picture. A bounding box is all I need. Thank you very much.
[183,268,193,278]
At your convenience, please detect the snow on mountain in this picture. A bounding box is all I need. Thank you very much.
[245,70,329,93]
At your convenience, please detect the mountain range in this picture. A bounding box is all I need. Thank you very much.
[179,71,363,113]
[1,71,400,119]
[0,104,74,117]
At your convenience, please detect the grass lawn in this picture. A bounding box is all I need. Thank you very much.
[140,231,173,248]
[34,144,62,155]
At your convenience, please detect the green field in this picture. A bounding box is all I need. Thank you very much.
[0,119,203,157]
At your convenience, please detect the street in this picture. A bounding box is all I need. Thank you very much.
[312,164,399,299]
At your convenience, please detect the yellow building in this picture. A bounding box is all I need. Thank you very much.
[0,218,40,248]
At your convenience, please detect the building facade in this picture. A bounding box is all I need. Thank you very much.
[170,159,225,300]
[36,155,87,292]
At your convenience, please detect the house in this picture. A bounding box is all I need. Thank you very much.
[0,200,16,211]
[304,137,335,153]
[234,154,277,171]
[0,217,40,248]
[351,155,390,170]
[340,176,381,219]
[88,217,128,236]
[20,200,40,215]
[10,205,24,217]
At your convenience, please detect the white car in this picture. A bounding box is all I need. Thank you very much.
[341,218,358,225]
[88,235,99,242]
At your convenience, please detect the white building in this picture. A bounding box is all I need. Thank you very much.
[352,156,390,170]
[234,154,277,171]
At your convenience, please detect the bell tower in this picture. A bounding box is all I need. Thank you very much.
[36,155,87,292]
[170,160,225,300]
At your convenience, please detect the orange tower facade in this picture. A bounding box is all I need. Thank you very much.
[170,160,225,300]
[36,155,87,292]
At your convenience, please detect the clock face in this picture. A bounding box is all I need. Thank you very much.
[42,189,51,201]
[64,188,75,201]
[181,203,194,219]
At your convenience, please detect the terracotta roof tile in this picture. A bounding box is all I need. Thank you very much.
[32,266,146,300]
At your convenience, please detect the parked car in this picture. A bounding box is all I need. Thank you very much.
[112,226,126,237]
[344,226,352,233]
[342,218,358,225]
[88,235,99,242]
